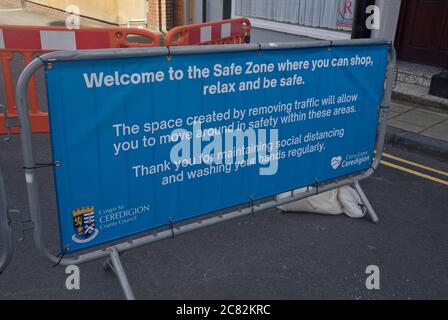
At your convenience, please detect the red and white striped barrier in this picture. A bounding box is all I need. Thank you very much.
[0,28,103,50]
[165,18,251,46]
[0,25,161,135]
[0,25,160,51]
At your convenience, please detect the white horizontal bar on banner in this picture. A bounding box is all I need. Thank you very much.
[40,30,77,50]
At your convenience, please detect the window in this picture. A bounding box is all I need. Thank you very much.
[234,0,354,31]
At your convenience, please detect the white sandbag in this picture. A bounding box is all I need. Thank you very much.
[338,186,366,218]
[276,188,344,215]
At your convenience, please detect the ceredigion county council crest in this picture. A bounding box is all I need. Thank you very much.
[72,206,99,243]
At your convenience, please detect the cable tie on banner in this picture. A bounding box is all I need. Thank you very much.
[168,217,175,239]
[256,43,262,56]
[52,245,69,268]
[38,56,54,69]
[166,46,172,61]
[314,178,320,195]
[23,161,60,170]
[358,203,368,215]
[249,195,255,214]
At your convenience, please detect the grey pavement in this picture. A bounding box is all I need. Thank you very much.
[0,2,104,26]
[388,60,448,156]
[392,82,448,112]
[388,102,448,142]
[0,3,64,26]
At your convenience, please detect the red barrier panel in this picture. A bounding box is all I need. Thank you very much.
[0,25,161,134]
[164,18,251,46]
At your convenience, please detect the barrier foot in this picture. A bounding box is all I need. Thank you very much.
[353,180,379,224]
[105,248,136,300]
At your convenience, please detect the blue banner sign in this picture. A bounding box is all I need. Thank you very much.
[45,44,389,252]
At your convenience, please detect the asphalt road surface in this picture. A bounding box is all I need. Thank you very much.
[0,134,447,299]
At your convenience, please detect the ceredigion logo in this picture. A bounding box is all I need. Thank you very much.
[331,156,343,170]
[72,206,99,243]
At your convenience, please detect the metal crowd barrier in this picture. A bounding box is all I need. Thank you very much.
[15,39,396,299]
[165,18,251,46]
[0,163,13,274]
[0,25,161,135]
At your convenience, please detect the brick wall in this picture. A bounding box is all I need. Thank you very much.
[147,0,178,33]
[161,0,173,31]
[147,0,160,30]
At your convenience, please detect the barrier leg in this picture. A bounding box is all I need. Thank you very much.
[353,179,379,224]
[0,165,13,274]
[104,248,136,300]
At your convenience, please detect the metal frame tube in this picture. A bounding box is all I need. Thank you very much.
[15,40,396,296]
[354,179,379,223]
[353,41,396,223]
[107,248,136,300]
[372,43,396,170]
[0,164,13,274]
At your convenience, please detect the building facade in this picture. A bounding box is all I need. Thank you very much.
[2,0,446,68]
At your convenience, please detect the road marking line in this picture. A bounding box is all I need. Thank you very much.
[383,152,448,177]
[381,160,448,186]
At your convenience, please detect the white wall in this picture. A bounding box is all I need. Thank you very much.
[206,0,224,21]
[196,0,402,43]
[372,0,402,43]
[193,0,224,23]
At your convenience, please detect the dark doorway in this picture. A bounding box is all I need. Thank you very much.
[223,0,232,19]
[395,0,448,67]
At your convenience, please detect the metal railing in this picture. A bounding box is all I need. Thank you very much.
[15,39,396,299]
